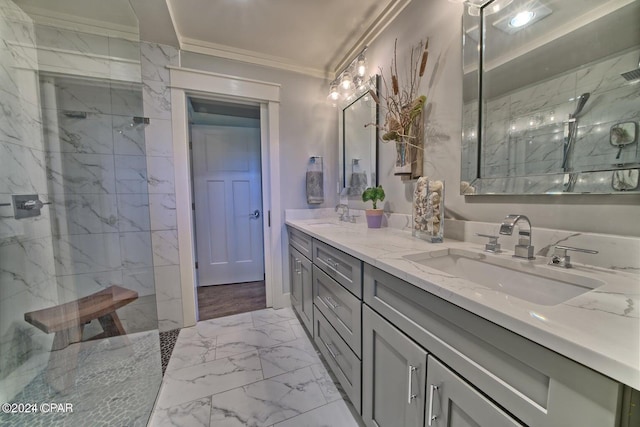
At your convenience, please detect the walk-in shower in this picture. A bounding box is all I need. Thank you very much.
[0,1,163,425]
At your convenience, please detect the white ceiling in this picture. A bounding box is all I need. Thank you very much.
[14,0,411,79]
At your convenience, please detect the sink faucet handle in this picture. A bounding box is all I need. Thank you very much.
[549,245,598,268]
[475,233,502,253]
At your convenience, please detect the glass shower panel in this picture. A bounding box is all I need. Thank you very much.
[1,2,162,426]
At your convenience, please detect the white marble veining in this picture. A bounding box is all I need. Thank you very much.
[143,79,172,120]
[149,193,177,231]
[144,118,174,157]
[154,264,183,332]
[120,231,154,269]
[152,229,180,266]
[117,193,151,232]
[151,308,362,427]
[140,42,179,84]
[146,156,176,194]
[156,350,264,409]
[286,217,640,389]
[115,155,149,194]
[215,320,297,360]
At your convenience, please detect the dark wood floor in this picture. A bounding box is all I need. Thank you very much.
[197,281,266,321]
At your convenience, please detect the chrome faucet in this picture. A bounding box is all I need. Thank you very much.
[499,214,535,259]
[335,203,350,222]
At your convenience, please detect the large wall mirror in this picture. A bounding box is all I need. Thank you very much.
[339,75,379,196]
[461,0,640,195]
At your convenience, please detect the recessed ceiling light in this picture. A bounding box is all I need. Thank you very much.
[509,10,535,28]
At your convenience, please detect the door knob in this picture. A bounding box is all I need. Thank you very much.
[250,210,260,219]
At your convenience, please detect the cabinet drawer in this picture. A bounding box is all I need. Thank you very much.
[313,265,362,357]
[312,239,362,298]
[314,306,362,414]
[288,226,312,260]
[364,263,621,427]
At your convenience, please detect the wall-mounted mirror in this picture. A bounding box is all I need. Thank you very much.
[339,75,379,196]
[461,0,640,195]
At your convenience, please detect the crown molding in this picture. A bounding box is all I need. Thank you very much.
[332,0,412,74]
[17,4,139,41]
[179,37,332,80]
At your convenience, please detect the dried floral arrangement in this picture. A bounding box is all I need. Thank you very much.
[368,38,429,178]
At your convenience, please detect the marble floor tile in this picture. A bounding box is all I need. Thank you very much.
[288,318,308,339]
[151,307,363,427]
[196,311,255,337]
[208,366,327,427]
[251,307,297,326]
[272,399,364,427]
[310,362,346,403]
[148,397,211,427]
[259,337,321,378]
[165,327,217,372]
[156,351,263,409]
[215,320,298,360]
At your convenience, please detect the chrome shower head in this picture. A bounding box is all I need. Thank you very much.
[571,92,591,118]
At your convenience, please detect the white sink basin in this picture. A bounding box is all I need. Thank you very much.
[403,249,605,306]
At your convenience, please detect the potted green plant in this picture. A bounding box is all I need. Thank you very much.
[362,185,385,228]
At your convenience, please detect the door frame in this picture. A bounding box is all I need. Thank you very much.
[169,66,284,327]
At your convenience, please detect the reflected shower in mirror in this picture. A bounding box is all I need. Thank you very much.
[461,0,640,194]
[339,75,379,196]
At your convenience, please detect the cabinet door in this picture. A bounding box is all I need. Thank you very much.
[362,306,427,427]
[289,246,302,313]
[299,253,313,332]
[426,356,523,427]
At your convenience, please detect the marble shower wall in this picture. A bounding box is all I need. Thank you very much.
[140,42,182,332]
[32,23,162,335]
[0,0,58,401]
[480,49,640,179]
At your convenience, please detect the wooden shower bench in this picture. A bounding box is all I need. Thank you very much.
[24,285,139,350]
[24,285,139,391]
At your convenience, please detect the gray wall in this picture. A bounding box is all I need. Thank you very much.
[180,53,339,212]
[358,0,640,237]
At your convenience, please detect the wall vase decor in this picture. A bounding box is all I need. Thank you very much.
[368,38,430,180]
[395,137,412,175]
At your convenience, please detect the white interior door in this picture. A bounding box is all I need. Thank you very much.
[192,125,264,286]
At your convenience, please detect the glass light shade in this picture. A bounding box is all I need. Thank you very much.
[340,71,353,91]
[356,55,367,77]
[328,83,340,101]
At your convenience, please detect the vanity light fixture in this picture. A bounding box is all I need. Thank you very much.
[327,46,369,105]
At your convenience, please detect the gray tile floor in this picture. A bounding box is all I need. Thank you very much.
[148,307,363,426]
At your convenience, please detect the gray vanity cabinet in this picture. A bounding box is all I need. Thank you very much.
[426,356,523,427]
[289,245,313,332]
[363,263,621,427]
[362,305,427,427]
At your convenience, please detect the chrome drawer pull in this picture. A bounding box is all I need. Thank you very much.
[323,340,340,360]
[296,259,302,275]
[325,295,340,310]
[408,365,418,404]
[428,384,439,425]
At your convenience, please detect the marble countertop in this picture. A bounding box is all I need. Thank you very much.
[285,217,640,390]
